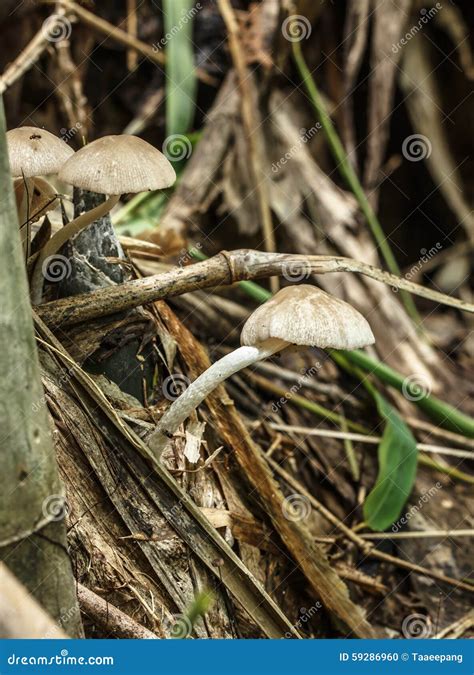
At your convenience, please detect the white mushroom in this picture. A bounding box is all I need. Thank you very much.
[30,134,176,304]
[6,126,74,255]
[149,284,375,458]
[13,176,58,226]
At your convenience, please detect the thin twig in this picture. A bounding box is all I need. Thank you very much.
[269,423,474,460]
[43,0,165,65]
[77,583,158,639]
[434,610,474,639]
[406,417,474,450]
[0,17,66,94]
[126,0,138,71]
[218,0,278,292]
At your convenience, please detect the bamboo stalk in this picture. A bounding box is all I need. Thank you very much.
[0,97,83,636]
[37,249,474,327]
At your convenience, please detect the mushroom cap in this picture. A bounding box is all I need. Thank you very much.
[241,285,375,350]
[7,127,74,178]
[14,176,58,224]
[58,135,176,195]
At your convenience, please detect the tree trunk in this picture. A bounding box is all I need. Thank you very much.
[0,96,83,637]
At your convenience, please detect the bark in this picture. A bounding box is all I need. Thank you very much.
[0,97,83,637]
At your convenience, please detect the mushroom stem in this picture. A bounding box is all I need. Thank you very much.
[30,193,120,304]
[149,337,290,458]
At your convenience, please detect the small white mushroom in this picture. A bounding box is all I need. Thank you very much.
[30,134,176,304]
[13,176,58,226]
[6,126,74,254]
[149,284,375,459]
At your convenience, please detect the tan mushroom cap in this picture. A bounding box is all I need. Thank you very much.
[58,134,176,195]
[241,285,375,350]
[14,177,58,224]
[7,126,74,178]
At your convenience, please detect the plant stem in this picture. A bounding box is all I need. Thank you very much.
[149,338,289,457]
[336,349,474,438]
[291,38,421,326]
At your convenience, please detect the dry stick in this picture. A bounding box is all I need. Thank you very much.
[268,422,473,485]
[267,456,474,593]
[41,1,213,87]
[42,0,165,65]
[126,0,138,71]
[435,609,474,639]
[217,0,279,293]
[0,17,65,94]
[269,423,474,460]
[77,583,158,639]
[407,417,474,450]
[36,249,474,327]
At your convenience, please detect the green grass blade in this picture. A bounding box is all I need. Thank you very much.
[163,0,198,137]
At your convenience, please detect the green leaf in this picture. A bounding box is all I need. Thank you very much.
[163,0,198,137]
[363,389,418,531]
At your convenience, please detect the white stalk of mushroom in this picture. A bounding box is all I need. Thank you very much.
[149,285,375,459]
[30,134,176,304]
